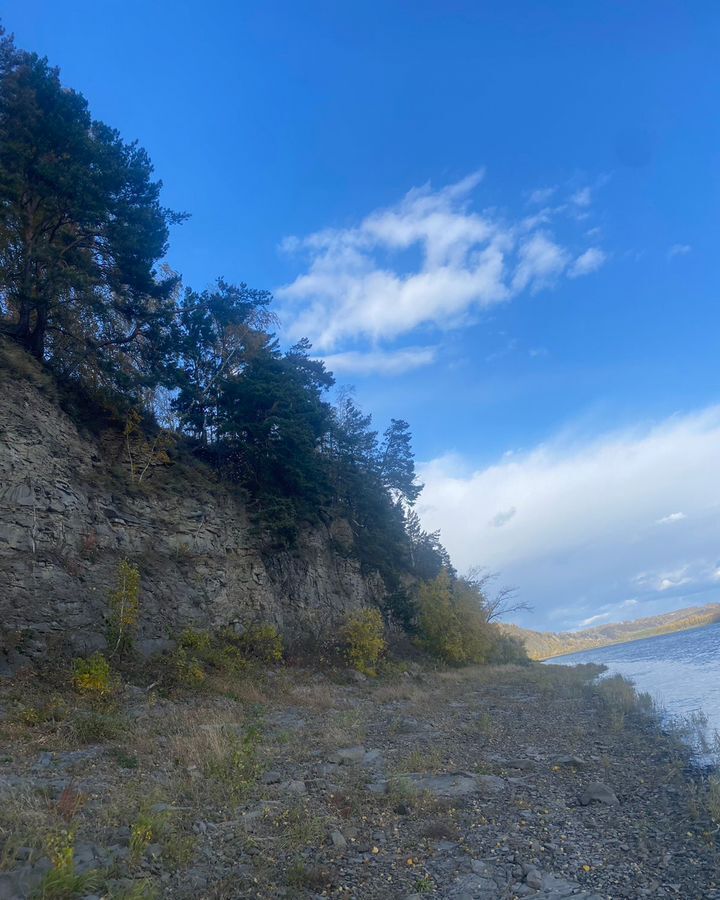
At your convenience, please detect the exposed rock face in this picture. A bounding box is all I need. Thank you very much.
[0,365,385,666]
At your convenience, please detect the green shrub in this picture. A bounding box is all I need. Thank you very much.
[70,708,125,744]
[37,828,100,898]
[708,774,720,824]
[165,628,256,689]
[343,608,386,676]
[72,652,113,698]
[160,624,285,692]
[234,624,284,662]
[416,571,492,665]
[487,633,530,665]
[16,696,67,727]
[168,645,208,688]
[178,628,211,653]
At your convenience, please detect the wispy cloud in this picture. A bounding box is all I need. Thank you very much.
[579,612,611,627]
[634,564,695,593]
[527,186,557,205]
[321,346,437,376]
[511,232,569,292]
[669,243,692,259]
[570,187,592,208]
[417,406,720,629]
[656,511,686,525]
[568,247,607,278]
[278,173,606,353]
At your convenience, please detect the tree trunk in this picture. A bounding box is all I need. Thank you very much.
[27,304,47,359]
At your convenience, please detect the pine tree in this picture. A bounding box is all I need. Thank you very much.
[0,28,184,393]
[379,418,423,504]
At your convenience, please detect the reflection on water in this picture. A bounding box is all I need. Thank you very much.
[551,621,720,737]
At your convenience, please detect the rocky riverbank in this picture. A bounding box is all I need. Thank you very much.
[1,661,718,899]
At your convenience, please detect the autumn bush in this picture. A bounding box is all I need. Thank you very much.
[163,625,283,689]
[233,623,284,663]
[416,571,493,665]
[343,608,387,676]
[72,652,113,698]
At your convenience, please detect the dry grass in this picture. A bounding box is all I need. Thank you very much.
[272,802,327,851]
[162,708,248,770]
[372,681,426,704]
[0,788,55,870]
[208,673,270,706]
[707,775,720,824]
[308,708,367,751]
[287,681,345,712]
[393,747,444,775]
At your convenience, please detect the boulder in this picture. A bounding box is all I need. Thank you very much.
[580,782,619,806]
[400,772,505,799]
[328,746,367,766]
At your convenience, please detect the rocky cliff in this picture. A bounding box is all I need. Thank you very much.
[0,349,384,668]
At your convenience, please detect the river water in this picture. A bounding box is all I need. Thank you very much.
[550,621,720,740]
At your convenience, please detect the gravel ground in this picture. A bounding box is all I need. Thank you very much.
[0,661,718,899]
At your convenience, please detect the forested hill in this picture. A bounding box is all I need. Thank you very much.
[503,603,720,659]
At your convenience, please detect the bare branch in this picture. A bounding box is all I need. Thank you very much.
[464,565,533,622]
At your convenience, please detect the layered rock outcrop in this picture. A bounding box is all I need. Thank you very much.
[0,356,383,666]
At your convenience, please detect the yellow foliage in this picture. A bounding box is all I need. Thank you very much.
[344,608,386,676]
[124,408,175,483]
[179,628,212,653]
[236,623,284,662]
[46,828,75,875]
[130,814,156,863]
[171,646,208,687]
[108,559,141,656]
[72,652,113,697]
[417,571,491,665]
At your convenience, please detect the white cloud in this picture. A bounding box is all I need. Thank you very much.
[669,243,692,258]
[579,612,611,627]
[656,512,686,525]
[417,406,720,629]
[278,173,606,352]
[321,346,437,376]
[571,187,592,207]
[511,232,570,292]
[569,247,607,278]
[528,186,557,205]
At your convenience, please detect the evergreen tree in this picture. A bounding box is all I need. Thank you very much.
[0,28,184,393]
[174,279,274,442]
[213,339,335,537]
[405,510,454,581]
[379,418,423,504]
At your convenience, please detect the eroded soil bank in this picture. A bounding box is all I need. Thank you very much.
[1,663,718,899]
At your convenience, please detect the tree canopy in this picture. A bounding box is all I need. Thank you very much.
[0,27,184,394]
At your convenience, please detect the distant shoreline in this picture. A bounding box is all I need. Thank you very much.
[504,603,720,660]
[538,618,720,661]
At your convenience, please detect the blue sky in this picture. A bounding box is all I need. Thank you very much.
[7,1,720,630]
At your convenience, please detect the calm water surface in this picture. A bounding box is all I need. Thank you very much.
[551,621,720,738]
